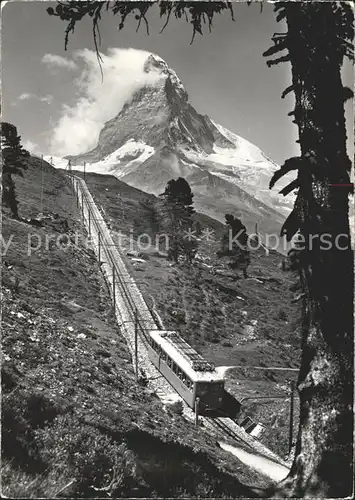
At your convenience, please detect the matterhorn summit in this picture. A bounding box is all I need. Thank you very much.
[143,54,188,100]
[67,51,295,235]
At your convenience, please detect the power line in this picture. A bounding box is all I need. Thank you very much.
[228,365,298,372]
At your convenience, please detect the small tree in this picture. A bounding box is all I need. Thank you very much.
[1,122,29,218]
[157,177,197,263]
[217,214,250,278]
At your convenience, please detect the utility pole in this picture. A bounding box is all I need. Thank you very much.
[289,380,295,454]
[98,231,101,262]
[195,397,200,427]
[88,209,91,236]
[254,222,260,246]
[134,308,139,381]
[40,155,44,214]
[112,266,116,310]
[83,161,86,181]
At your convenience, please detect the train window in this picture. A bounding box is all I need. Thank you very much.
[185,377,193,389]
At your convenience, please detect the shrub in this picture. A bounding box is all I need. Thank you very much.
[35,414,142,496]
[276,308,288,321]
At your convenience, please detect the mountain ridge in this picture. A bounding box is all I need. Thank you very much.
[64,52,294,240]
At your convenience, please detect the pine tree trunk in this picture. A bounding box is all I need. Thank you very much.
[2,172,19,219]
[275,5,354,497]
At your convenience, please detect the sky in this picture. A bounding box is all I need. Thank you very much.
[1,0,354,164]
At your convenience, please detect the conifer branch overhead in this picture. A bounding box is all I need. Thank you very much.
[269,157,303,190]
[279,179,299,197]
[47,1,235,51]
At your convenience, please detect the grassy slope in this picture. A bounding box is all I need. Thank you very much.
[79,171,302,458]
[1,159,268,498]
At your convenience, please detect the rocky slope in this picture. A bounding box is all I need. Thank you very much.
[2,157,268,497]
[65,53,296,242]
[76,170,301,460]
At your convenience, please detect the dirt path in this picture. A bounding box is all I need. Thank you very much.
[219,442,290,482]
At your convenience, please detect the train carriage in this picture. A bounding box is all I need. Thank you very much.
[147,330,225,414]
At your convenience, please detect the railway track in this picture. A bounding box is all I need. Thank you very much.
[210,418,255,451]
[205,417,288,468]
[69,174,186,406]
[68,173,288,469]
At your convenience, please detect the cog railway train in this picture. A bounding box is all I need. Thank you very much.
[146,329,226,414]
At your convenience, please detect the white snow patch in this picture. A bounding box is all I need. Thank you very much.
[45,139,155,177]
[219,442,289,482]
[212,121,277,164]
[85,140,155,177]
[180,119,297,214]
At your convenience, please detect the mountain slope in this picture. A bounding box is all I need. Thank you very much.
[65,53,295,241]
[2,157,267,497]
[74,169,300,460]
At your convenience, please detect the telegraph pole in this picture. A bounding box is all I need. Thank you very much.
[88,209,91,236]
[83,161,86,181]
[289,380,295,454]
[134,308,139,381]
[98,231,101,262]
[40,154,44,214]
[112,266,116,310]
[195,397,200,427]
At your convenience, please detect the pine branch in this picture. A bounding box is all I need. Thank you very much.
[281,85,294,99]
[269,157,303,189]
[263,39,288,58]
[266,54,291,67]
[279,179,300,196]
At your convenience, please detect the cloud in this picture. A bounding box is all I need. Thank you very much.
[22,139,41,155]
[50,48,163,156]
[41,95,54,105]
[17,92,53,104]
[18,92,32,101]
[42,53,77,71]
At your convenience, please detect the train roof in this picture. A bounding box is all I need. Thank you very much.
[149,330,225,383]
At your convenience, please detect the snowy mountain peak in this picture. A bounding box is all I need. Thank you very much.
[66,52,296,235]
[143,53,170,75]
[143,53,187,100]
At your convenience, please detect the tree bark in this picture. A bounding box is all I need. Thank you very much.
[274,4,354,497]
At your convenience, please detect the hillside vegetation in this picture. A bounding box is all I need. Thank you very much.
[2,158,268,497]
[78,171,301,458]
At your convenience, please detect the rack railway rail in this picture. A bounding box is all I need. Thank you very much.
[67,172,288,469]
